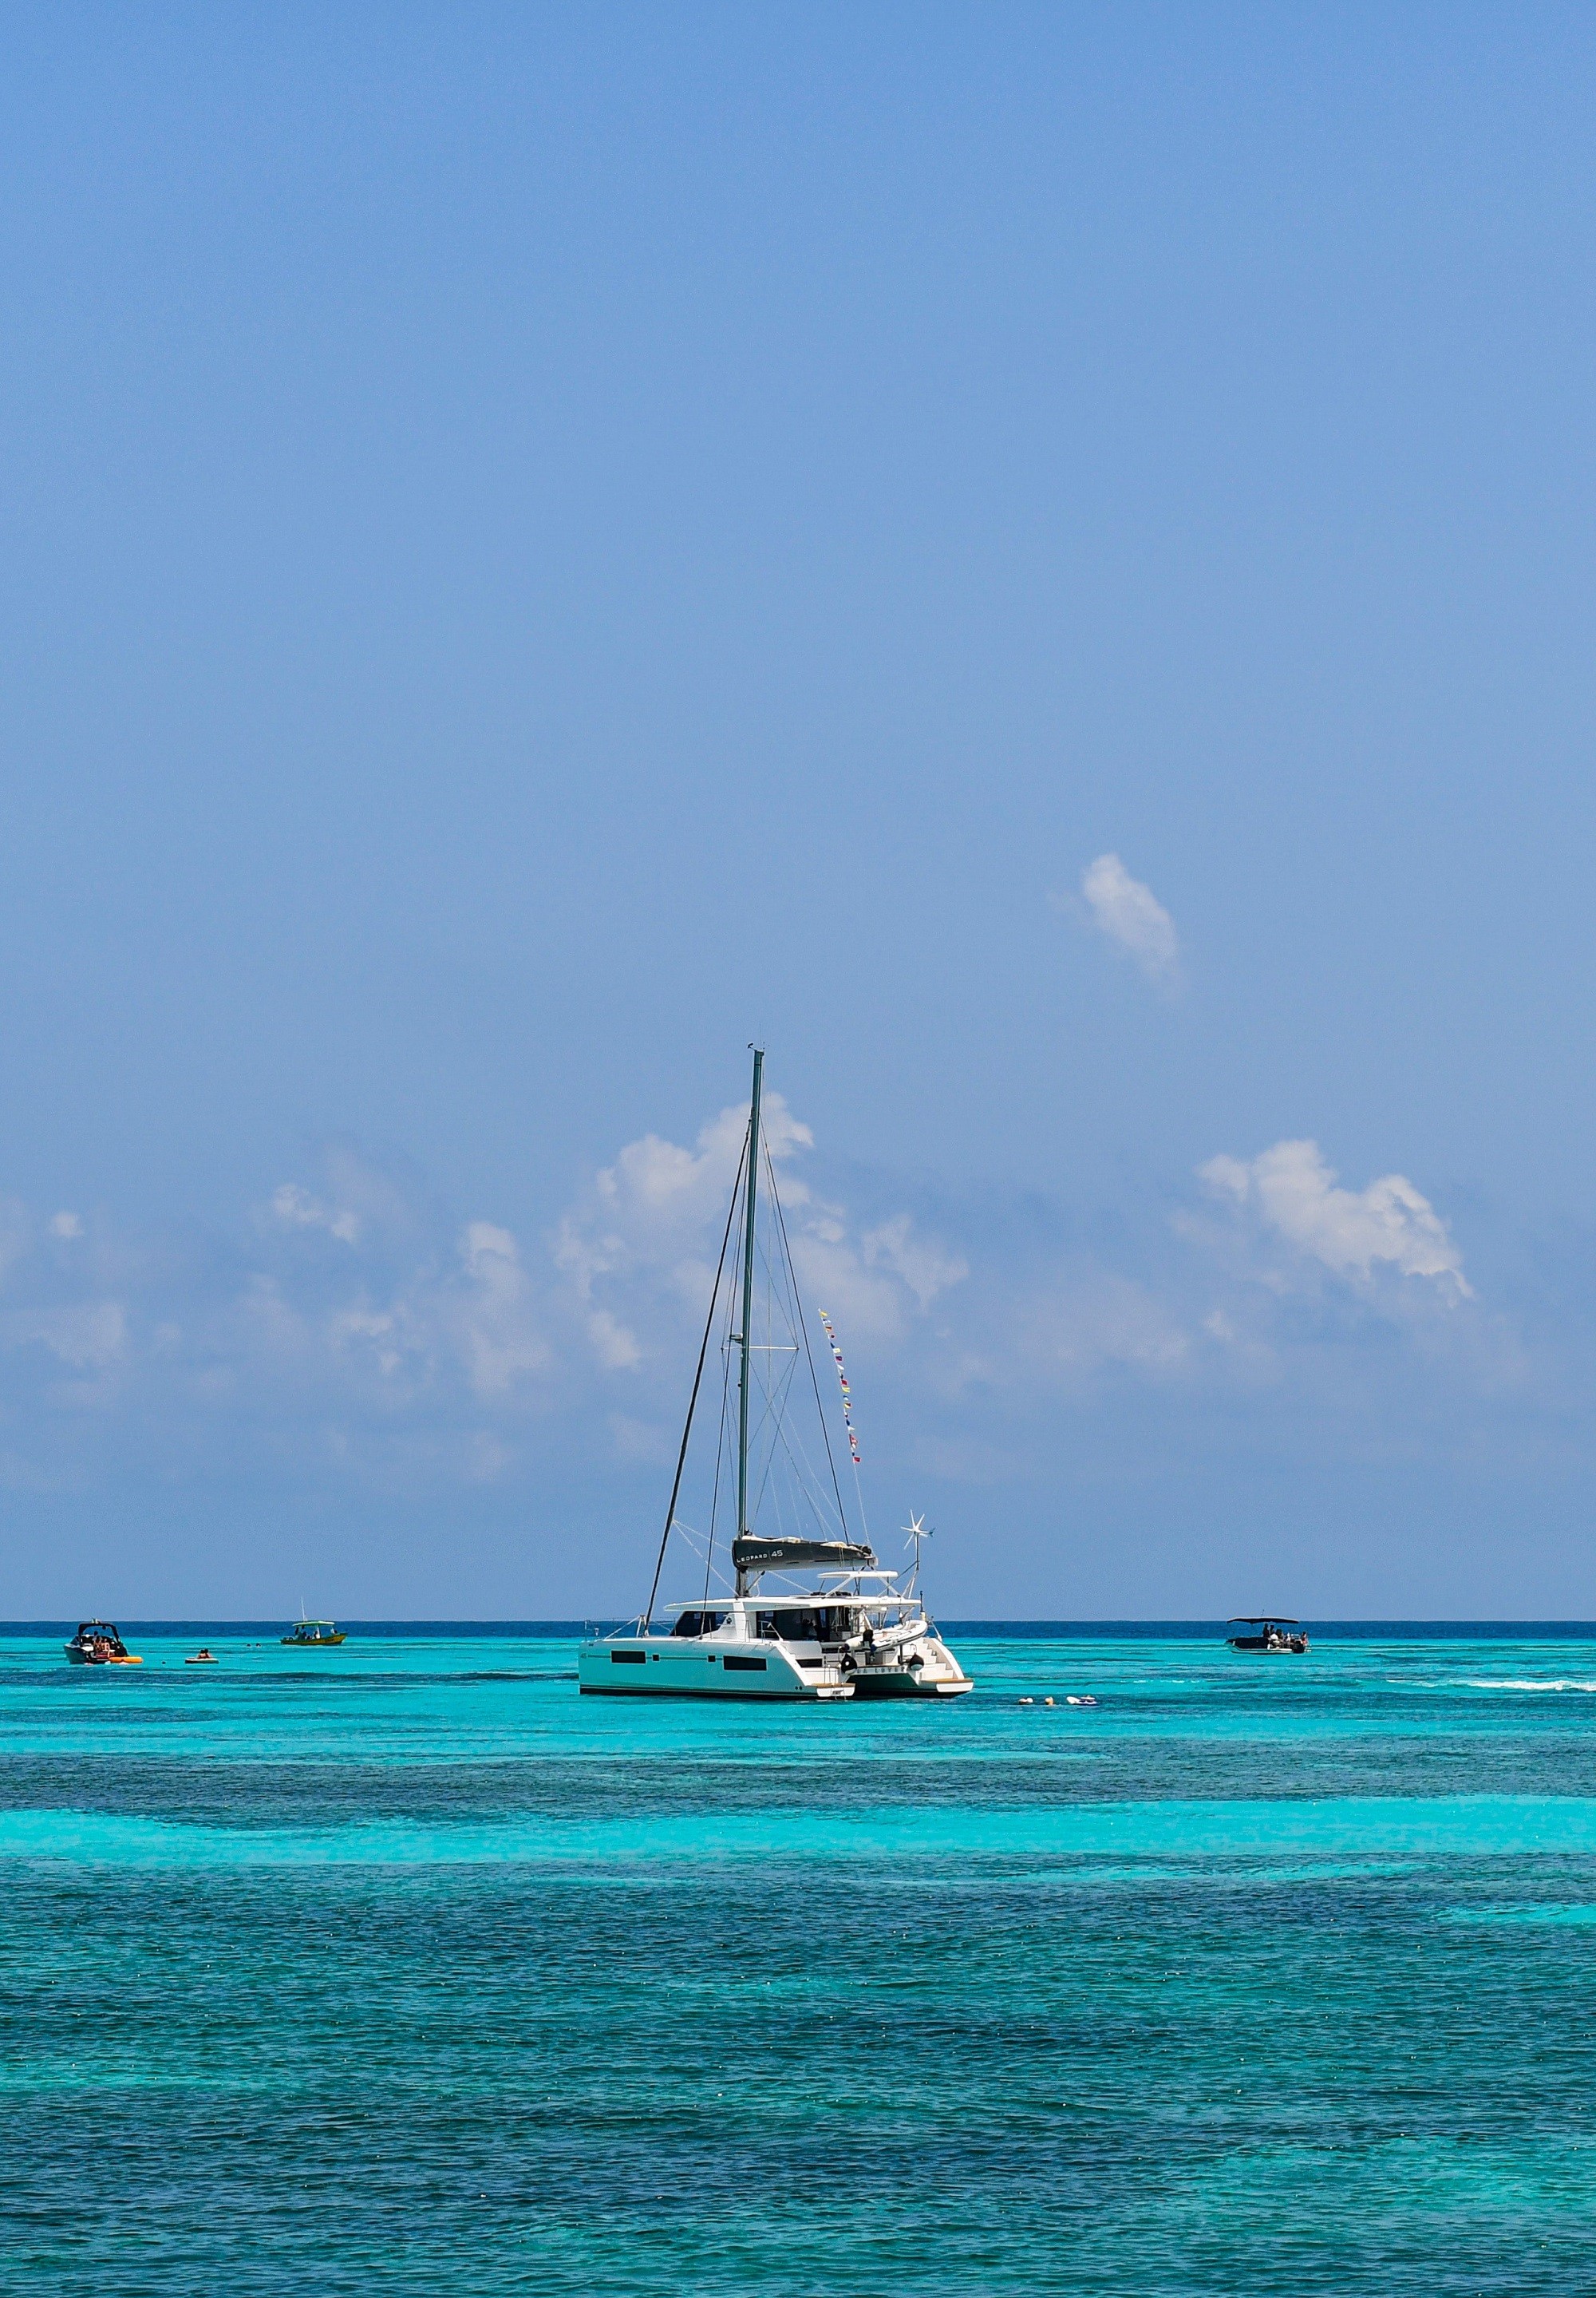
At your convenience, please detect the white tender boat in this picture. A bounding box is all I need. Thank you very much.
[578,1050,971,1703]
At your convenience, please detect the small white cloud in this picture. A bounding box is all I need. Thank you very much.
[862,1215,969,1311]
[555,1091,818,1366]
[233,1200,558,1416]
[1200,1139,1471,1296]
[1079,853,1179,984]
[271,1184,361,1245]
[788,1229,905,1342]
[49,1212,83,1240]
[587,1094,812,1236]
[7,1300,127,1369]
[588,1308,642,1370]
[329,1305,405,1378]
[454,1221,551,1398]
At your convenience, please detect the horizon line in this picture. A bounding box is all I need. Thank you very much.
[9,1616,1596,1633]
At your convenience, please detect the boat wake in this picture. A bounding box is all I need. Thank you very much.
[1460,1678,1596,1692]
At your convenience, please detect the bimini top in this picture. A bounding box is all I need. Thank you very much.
[731,1537,877,1575]
[1228,1616,1299,1625]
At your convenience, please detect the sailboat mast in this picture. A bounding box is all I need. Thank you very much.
[736,1046,764,1592]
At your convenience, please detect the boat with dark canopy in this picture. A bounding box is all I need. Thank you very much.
[64,1620,142,1665]
[1227,1616,1310,1653]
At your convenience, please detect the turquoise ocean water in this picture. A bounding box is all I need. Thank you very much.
[6,1624,1596,2294]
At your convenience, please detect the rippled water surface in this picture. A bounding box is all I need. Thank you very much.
[7,1625,1596,2294]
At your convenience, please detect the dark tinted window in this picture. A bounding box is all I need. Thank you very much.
[670,1611,726,1639]
[757,1607,859,1643]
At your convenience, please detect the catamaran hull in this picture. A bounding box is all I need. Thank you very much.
[850,1668,974,1697]
[578,1643,854,1699]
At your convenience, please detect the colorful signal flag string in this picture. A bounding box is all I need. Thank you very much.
[817,1309,862,1465]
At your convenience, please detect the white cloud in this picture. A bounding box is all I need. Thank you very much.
[232,1198,556,1417]
[555,1093,813,1331]
[862,1214,969,1311]
[787,1228,907,1342]
[49,1212,83,1240]
[327,1304,407,1380]
[597,1094,812,1227]
[452,1221,551,1398]
[1079,852,1180,984]
[555,1094,964,1369]
[6,1300,127,1370]
[555,1092,817,1358]
[0,1117,1551,1513]
[1200,1139,1471,1296]
[271,1183,361,1244]
[587,1308,642,1370]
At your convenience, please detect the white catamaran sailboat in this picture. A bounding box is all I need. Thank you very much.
[578,1050,972,1703]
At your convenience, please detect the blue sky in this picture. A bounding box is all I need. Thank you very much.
[4,3,1596,1616]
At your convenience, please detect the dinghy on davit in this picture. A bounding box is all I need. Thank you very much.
[578,1051,971,1703]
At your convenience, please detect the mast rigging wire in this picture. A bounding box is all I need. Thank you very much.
[765,1149,851,1540]
[701,1295,737,1609]
[642,1126,749,1632]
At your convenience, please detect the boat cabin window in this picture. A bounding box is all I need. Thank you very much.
[755,1606,859,1643]
[670,1611,727,1639]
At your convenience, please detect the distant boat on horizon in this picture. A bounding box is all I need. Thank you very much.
[1227,1616,1310,1654]
[578,1049,972,1702]
[280,1616,346,1647]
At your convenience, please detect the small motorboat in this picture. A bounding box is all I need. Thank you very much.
[185,1648,219,1666]
[64,1620,142,1666]
[280,1617,346,1647]
[1227,1616,1310,1654]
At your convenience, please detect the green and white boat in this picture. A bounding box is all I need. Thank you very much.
[578,1051,971,1703]
[280,1616,346,1647]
